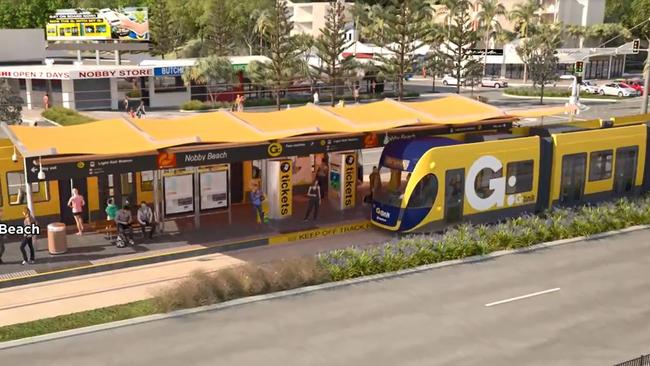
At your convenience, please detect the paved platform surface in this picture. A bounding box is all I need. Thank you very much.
[4,229,648,365]
[0,227,392,327]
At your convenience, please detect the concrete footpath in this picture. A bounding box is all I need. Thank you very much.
[0,227,391,327]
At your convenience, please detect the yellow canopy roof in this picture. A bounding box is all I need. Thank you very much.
[5,94,568,157]
[8,119,164,155]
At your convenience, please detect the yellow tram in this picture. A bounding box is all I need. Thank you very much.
[371,121,649,232]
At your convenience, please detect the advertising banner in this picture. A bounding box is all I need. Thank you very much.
[277,160,293,218]
[342,154,357,209]
[46,7,149,41]
[199,166,228,210]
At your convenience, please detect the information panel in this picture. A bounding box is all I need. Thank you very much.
[199,169,228,210]
[163,173,194,215]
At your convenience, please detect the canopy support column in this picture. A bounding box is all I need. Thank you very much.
[193,167,200,229]
[153,169,161,233]
[23,158,35,217]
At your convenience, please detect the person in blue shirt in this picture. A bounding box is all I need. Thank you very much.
[250,183,265,224]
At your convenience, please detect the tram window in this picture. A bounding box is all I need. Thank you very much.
[588,150,613,181]
[406,174,438,209]
[6,171,49,205]
[141,171,154,191]
[506,160,534,194]
[474,167,503,198]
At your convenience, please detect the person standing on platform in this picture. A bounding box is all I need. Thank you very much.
[303,180,321,221]
[369,166,381,201]
[67,188,86,235]
[315,156,329,199]
[20,207,36,265]
[250,183,265,224]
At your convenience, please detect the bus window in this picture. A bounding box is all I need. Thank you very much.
[506,160,534,194]
[474,167,503,198]
[406,174,438,209]
[588,150,613,181]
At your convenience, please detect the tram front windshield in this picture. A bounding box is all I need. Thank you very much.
[374,164,412,207]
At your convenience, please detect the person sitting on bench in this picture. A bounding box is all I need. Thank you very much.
[137,201,155,239]
[115,204,134,247]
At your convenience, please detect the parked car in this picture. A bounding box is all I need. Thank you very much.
[627,80,644,94]
[479,77,508,88]
[568,80,598,94]
[598,83,640,97]
[441,75,476,86]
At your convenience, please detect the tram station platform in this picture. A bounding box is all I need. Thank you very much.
[0,196,377,288]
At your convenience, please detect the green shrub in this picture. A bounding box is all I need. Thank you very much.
[505,87,621,99]
[181,100,230,111]
[41,107,96,126]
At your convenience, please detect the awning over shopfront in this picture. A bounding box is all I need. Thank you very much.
[3,94,571,158]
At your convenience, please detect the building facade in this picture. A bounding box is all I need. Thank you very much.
[288,1,355,40]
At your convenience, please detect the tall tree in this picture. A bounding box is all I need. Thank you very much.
[476,0,506,76]
[366,0,433,100]
[509,0,541,83]
[442,0,480,94]
[248,0,302,110]
[203,0,235,56]
[182,56,234,104]
[148,0,180,58]
[518,24,561,104]
[234,1,274,56]
[0,80,23,125]
[313,1,355,106]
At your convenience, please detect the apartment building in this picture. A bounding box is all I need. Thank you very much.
[288,1,355,40]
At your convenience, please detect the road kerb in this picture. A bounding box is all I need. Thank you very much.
[1,224,648,350]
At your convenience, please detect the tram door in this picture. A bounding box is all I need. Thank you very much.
[98,173,136,212]
[445,169,465,223]
[559,154,586,205]
[614,147,638,195]
[58,178,88,225]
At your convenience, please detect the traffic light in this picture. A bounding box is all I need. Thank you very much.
[633,39,641,54]
[574,61,584,74]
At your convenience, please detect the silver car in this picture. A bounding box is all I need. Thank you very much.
[479,77,508,88]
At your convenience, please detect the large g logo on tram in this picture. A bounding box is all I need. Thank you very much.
[465,156,506,211]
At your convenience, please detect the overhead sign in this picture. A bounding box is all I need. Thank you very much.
[46,7,149,41]
[154,66,186,77]
[0,67,153,80]
[26,155,158,183]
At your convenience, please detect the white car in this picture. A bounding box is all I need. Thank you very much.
[479,77,508,88]
[598,83,639,97]
[441,75,476,86]
[569,80,598,94]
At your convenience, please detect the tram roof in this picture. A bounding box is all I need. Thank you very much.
[2,94,571,158]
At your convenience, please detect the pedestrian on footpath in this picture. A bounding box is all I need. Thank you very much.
[238,94,246,112]
[136,100,146,119]
[122,96,129,112]
[313,90,319,104]
[353,86,360,103]
[0,208,5,264]
[20,207,36,265]
[303,180,321,221]
[250,183,265,224]
[43,93,49,110]
[67,188,85,235]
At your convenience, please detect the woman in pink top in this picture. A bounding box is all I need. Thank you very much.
[67,188,86,235]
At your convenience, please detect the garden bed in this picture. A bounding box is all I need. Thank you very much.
[41,107,96,126]
[504,87,625,100]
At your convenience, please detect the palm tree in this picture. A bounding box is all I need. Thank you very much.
[509,0,541,83]
[182,56,235,104]
[253,9,271,53]
[476,0,506,76]
[565,24,586,48]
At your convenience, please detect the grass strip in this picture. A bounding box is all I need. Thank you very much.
[0,299,160,343]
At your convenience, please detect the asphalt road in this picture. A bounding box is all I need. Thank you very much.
[3,228,650,365]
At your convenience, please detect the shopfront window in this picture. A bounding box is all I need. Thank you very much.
[154,76,186,93]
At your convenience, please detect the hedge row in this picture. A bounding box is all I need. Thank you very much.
[319,196,650,281]
[41,107,96,126]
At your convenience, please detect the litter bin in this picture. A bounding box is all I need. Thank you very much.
[47,222,67,255]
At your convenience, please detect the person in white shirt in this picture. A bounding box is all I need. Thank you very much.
[313,90,319,104]
[137,201,155,239]
[303,180,322,221]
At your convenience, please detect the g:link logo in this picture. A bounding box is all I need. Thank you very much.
[268,143,283,157]
[465,156,517,211]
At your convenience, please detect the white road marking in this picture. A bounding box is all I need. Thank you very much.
[485,288,561,307]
